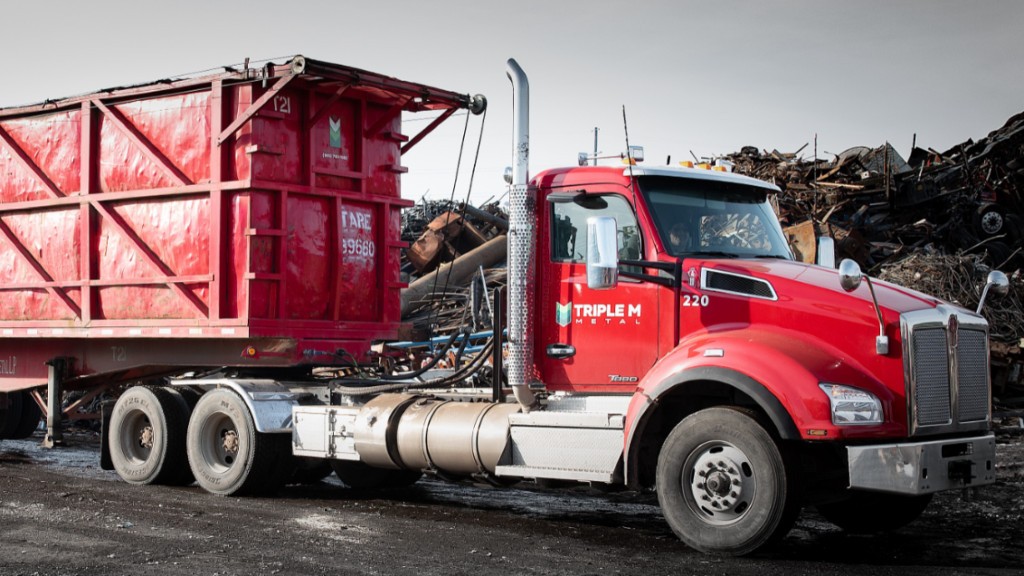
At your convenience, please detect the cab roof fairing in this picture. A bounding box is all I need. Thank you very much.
[625,165,781,193]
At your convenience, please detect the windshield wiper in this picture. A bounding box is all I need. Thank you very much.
[753,254,789,260]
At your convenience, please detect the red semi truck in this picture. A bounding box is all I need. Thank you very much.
[0,56,1009,555]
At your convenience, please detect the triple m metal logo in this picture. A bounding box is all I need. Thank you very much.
[329,117,343,148]
[323,117,349,161]
[556,302,642,327]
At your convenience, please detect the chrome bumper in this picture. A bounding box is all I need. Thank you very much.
[846,434,996,495]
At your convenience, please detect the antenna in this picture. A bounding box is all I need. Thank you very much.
[623,105,635,191]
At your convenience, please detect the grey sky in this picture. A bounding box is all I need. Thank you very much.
[3,0,1021,203]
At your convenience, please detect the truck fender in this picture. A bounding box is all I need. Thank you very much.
[620,326,890,487]
[170,378,309,433]
[622,365,798,487]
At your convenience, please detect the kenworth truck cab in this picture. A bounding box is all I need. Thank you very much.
[289,60,1008,555]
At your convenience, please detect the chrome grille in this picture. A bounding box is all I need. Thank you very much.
[902,306,991,436]
[957,329,989,423]
[912,328,951,426]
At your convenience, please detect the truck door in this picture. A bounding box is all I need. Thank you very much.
[536,192,660,392]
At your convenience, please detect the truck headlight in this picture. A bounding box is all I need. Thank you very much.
[819,384,883,425]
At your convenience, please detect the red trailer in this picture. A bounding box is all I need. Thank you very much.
[0,55,480,442]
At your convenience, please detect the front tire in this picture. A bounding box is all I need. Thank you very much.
[817,492,932,533]
[656,407,799,556]
[186,388,291,496]
[109,387,189,485]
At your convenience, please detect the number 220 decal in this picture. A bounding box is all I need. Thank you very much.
[683,294,710,307]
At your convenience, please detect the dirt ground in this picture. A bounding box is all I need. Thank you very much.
[1,430,1022,576]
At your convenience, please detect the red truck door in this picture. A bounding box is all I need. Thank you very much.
[536,191,661,391]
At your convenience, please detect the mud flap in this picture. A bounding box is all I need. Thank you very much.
[99,400,114,471]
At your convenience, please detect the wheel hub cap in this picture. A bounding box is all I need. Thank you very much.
[687,442,754,524]
[139,425,154,449]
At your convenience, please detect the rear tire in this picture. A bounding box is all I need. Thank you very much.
[109,387,190,485]
[0,392,23,439]
[159,387,197,486]
[331,460,421,489]
[10,391,42,439]
[186,388,291,496]
[817,492,932,533]
[656,407,799,556]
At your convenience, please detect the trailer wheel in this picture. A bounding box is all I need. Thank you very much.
[331,460,422,490]
[0,392,23,439]
[10,391,42,439]
[186,388,291,496]
[817,492,932,533]
[158,387,198,486]
[656,406,799,556]
[109,387,189,485]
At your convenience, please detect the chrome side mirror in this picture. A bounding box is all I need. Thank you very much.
[976,270,1010,314]
[837,258,888,355]
[838,258,863,291]
[586,216,619,290]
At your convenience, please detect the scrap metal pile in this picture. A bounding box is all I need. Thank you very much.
[399,201,510,338]
[726,111,1024,407]
[397,110,1024,408]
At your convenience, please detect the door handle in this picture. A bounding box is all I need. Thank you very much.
[546,343,576,359]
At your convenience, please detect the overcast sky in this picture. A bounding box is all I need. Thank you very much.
[2,0,1021,203]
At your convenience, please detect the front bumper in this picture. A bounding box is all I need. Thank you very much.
[846,434,996,495]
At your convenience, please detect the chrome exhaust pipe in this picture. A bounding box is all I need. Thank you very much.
[505,58,538,411]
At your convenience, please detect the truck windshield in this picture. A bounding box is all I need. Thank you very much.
[638,176,792,260]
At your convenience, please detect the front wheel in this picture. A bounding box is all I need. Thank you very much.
[656,407,799,556]
[186,389,292,496]
[817,492,932,533]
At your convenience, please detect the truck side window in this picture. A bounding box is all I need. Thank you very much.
[551,194,641,263]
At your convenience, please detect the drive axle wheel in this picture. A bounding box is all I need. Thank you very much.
[186,388,291,496]
[656,407,799,556]
[109,387,189,485]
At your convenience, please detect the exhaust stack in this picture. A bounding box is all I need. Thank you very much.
[505,59,538,411]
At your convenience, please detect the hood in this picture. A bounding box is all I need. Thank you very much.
[700,258,948,316]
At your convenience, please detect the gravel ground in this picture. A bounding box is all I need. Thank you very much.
[0,431,1022,576]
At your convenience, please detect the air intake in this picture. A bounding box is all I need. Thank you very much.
[701,269,777,300]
